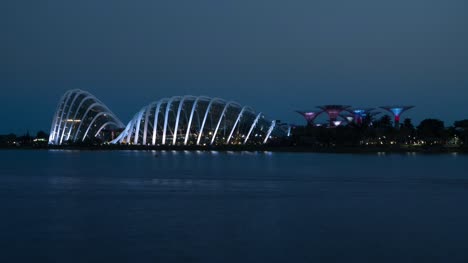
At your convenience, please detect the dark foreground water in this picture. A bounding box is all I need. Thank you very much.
[1,150,468,262]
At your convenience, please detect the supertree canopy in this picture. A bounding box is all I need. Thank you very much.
[350,108,375,125]
[295,110,323,125]
[380,106,414,128]
[317,105,351,127]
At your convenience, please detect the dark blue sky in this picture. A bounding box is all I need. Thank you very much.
[1,0,467,134]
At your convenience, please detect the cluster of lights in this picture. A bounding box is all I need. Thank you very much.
[111,96,286,146]
[296,105,414,128]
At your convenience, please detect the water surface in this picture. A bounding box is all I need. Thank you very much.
[0,150,467,262]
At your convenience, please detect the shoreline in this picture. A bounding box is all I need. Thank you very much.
[1,145,467,154]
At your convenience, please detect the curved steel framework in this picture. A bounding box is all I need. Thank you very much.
[111,96,286,145]
[380,106,414,128]
[48,89,124,145]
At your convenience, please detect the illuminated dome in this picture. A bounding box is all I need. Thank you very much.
[49,89,124,145]
[111,96,286,145]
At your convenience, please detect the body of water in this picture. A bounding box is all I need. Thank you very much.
[0,150,467,262]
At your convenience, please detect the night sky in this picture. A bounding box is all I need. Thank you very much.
[1,0,467,134]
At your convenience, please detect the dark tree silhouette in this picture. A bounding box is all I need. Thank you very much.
[402,118,414,130]
[454,120,468,146]
[17,131,33,145]
[374,115,393,129]
[417,119,446,144]
[454,120,468,129]
[36,131,49,139]
[0,134,17,146]
[397,118,416,144]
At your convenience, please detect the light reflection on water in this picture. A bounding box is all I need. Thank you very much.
[0,150,468,262]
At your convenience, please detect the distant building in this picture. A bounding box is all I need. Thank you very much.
[113,96,287,145]
[49,91,288,146]
[48,89,124,145]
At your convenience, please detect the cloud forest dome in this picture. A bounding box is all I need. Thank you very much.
[49,89,124,145]
[111,96,286,146]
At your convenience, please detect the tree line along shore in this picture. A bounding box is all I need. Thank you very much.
[1,117,468,153]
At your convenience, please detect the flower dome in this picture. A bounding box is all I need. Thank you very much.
[112,96,286,146]
[49,89,124,145]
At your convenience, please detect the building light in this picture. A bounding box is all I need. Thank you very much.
[332,121,342,127]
